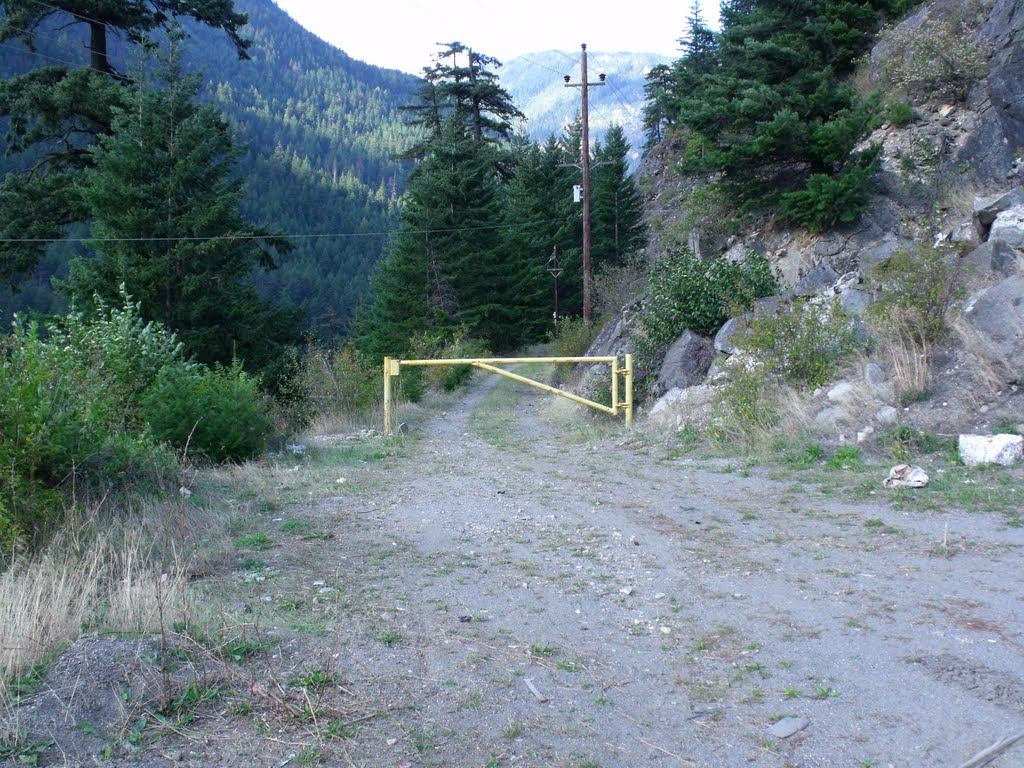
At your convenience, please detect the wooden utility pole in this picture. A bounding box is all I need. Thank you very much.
[564,44,605,324]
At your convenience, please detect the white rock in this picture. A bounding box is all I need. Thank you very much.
[863,363,886,386]
[958,434,1024,467]
[883,464,929,488]
[814,406,845,426]
[989,206,1024,249]
[827,381,858,403]
[857,426,875,443]
[875,406,899,425]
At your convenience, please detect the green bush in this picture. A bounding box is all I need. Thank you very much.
[867,241,966,342]
[641,249,777,340]
[886,102,916,127]
[0,300,182,548]
[142,362,271,463]
[636,248,777,391]
[780,148,880,232]
[289,342,380,425]
[547,316,599,384]
[710,366,779,441]
[548,317,596,358]
[736,298,862,389]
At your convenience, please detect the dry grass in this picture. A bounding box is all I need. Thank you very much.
[881,325,932,400]
[0,492,232,701]
[0,532,186,701]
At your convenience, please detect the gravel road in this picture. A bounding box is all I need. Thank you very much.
[6,374,1024,768]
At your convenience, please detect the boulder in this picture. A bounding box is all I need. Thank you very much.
[962,239,1024,283]
[875,406,899,425]
[839,287,874,316]
[714,317,746,355]
[814,405,846,426]
[795,264,840,296]
[958,433,1024,467]
[864,363,886,387]
[962,275,1024,383]
[988,206,1024,249]
[857,232,902,272]
[827,382,858,404]
[647,385,715,432]
[958,0,1024,181]
[654,331,714,395]
[973,190,1024,229]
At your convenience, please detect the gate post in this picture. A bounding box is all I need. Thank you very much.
[612,356,620,417]
[383,357,394,436]
[624,354,634,426]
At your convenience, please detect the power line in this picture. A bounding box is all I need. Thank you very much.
[606,80,640,120]
[0,218,572,246]
[0,40,93,73]
[551,49,579,66]
[514,53,564,77]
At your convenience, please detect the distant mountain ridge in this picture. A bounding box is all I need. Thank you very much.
[502,50,668,164]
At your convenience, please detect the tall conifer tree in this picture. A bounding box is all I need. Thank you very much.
[65,46,299,377]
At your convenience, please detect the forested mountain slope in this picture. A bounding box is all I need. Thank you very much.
[0,0,420,336]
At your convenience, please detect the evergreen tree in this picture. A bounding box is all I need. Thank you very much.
[0,0,251,284]
[401,42,524,161]
[500,137,577,337]
[359,44,531,356]
[359,116,516,355]
[646,0,907,227]
[64,48,300,378]
[591,125,646,271]
[641,63,676,148]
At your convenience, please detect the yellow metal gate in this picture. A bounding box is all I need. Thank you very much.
[382,355,633,436]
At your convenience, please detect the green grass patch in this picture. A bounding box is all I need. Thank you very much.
[234,532,273,550]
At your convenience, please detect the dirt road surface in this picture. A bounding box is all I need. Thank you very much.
[7,375,1024,767]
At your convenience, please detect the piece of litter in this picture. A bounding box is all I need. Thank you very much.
[883,464,928,488]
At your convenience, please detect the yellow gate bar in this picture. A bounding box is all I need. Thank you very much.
[470,362,616,415]
[382,355,632,436]
[398,356,617,366]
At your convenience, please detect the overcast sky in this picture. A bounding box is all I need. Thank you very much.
[271,0,716,75]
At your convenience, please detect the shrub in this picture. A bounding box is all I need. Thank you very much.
[0,300,182,548]
[547,316,598,384]
[635,248,777,391]
[877,13,990,102]
[712,365,779,439]
[867,241,966,343]
[593,257,647,323]
[780,148,880,232]
[886,102,915,127]
[142,362,271,464]
[640,249,777,340]
[736,297,862,389]
[548,317,596,358]
[288,342,380,425]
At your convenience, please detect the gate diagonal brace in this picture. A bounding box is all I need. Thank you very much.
[382,355,632,436]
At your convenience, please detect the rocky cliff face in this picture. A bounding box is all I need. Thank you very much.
[596,0,1024,444]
